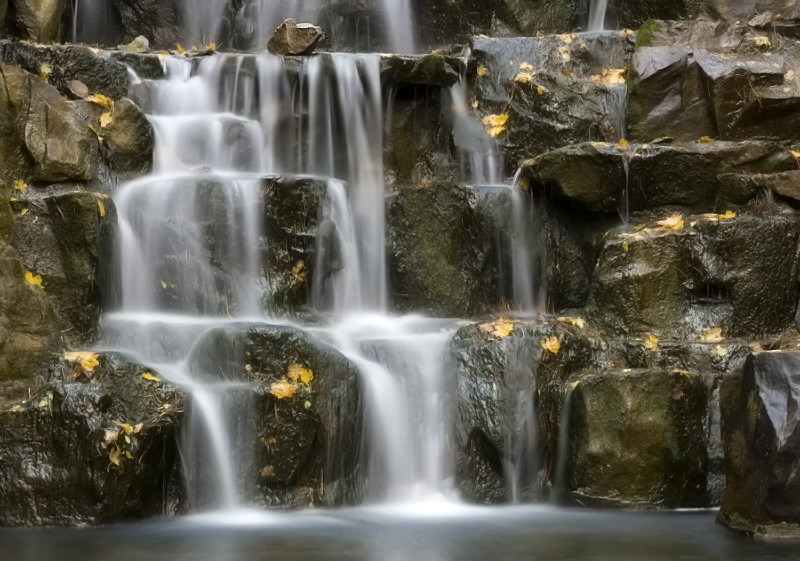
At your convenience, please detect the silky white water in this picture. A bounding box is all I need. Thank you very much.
[588,0,609,32]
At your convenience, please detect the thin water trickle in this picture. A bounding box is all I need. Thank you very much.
[588,0,610,32]
[551,388,575,504]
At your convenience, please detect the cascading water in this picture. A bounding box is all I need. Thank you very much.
[588,0,609,32]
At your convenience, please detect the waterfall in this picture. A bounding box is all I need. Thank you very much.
[588,0,609,32]
[449,80,503,186]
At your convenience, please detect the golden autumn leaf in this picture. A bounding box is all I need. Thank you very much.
[477,66,488,76]
[304,400,312,409]
[483,114,509,128]
[142,371,160,382]
[514,73,533,83]
[791,150,800,159]
[291,260,307,282]
[622,240,629,252]
[109,446,121,466]
[487,125,506,138]
[287,363,313,384]
[158,50,168,55]
[541,336,561,354]
[753,35,771,48]
[25,271,44,289]
[491,317,514,338]
[645,334,659,351]
[657,213,684,230]
[589,68,625,85]
[698,136,713,142]
[99,112,113,128]
[558,316,585,329]
[260,465,274,477]
[271,380,296,399]
[39,62,52,80]
[208,43,217,51]
[13,179,27,191]
[64,351,99,372]
[721,210,736,219]
[176,43,186,54]
[674,369,691,378]
[115,421,134,434]
[519,62,534,72]
[19,208,27,216]
[700,326,724,343]
[537,86,545,95]
[86,94,113,108]
[618,138,628,149]
[712,345,728,356]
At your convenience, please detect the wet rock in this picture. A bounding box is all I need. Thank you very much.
[188,323,365,508]
[0,40,130,101]
[100,97,154,178]
[471,32,634,172]
[718,351,800,539]
[565,368,711,508]
[107,51,165,80]
[588,213,800,338]
[386,182,500,317]
[524,141,795,213]
[267,19,323,56]
[0,64,99,182]
[67,79,89,100]
[379,54,463,87]
[10,189,115,347]
[451,321,595,503]
[111,0,183,48]
[118,35,150,53]
[6,0,66,43]
[0,352,184,526]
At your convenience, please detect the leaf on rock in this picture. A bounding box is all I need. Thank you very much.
[176,43,186,54]
[109,446,121,466]
[114,422,134,434]
[541,336,561,354]
[39,62,52,80]
[477,66,488,76]
[13,179,27,191]
[142,371,160,382]
[674,369,691,378]
[99,112,113,128]
[86,94,114,108]
[287,363,313,384]
[514,73,533,83]
[64,351,99,372]
[700,326,724,343]
[291,260,307,282]
[712,345,728,356]
[260,465,275,477]
[645,334,659,351]
[753,35,771,48]
[657,213,684,230]
[698,135,713,142]
[271,380,296,399]
[25,271,44,289]
[487,126,506,138]
[589,68,625,85]
[483,113,509,128]
[519,62,534,72]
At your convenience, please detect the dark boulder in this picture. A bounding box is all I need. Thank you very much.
[719,351,800,539]
[6,0,66,43]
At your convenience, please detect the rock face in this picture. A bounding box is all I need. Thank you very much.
[0,353,185,526]
[6,0,66,43]
[719,351,800,539]
[267,19,323,56]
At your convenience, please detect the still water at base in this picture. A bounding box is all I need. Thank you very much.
[2,507,799,561]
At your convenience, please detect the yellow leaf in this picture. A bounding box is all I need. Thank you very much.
[96,198,105,217]
[115,421,133,434]
[657,213,684,230]
[133,423,143,433]
[700,326,724,343]
[753,35,771,48]
[25,271,44,289]
[160,280,167,289]
[622,240,629,252]
[482,114,509,128]
[304,400,312,409]
[541,336,561,354]
[477,66,488,76]
[645,334,659,351]
[125,450,133,459]
[176,43,186,54]
[571,380,580,388]
[589,68,625,85]
[519,62,534,72]
[514,73,533,83]
[271,380,296,399]
[99,112,113,128]
[19,208,27,216]
[487,125,506,138]
[39,62,52,80]
[698,136,713,142]
[479,317,514,339]
[291,260,307,282]
[109,447,121,466]
[791,150,800,159]
[537,86,544,95]
[559,34,573,44]
[287,363,313,384]
[142,372,160,382]
[260,465,274,477]
[159,50,168,55]
[64,351,99,372]
[721,210,736,219]
[561,68,574,77]
[712,345,728,356]
[86,94,113,108]
[674,369,691,378]
[208,43,217,51]
[13,179,27,191]
[558,316,585,329]
[618,138,628,150]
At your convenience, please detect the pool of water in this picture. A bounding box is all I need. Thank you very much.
[1,505,799,561]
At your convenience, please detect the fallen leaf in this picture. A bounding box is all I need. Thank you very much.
[589,68,625,85]
[619,138,628,150]
[208,43,217,51]
[674,369,691,378]
[141,371,160,382]
[115,422,134,434]
[712,345,727,356]
[271,380,296,399]
[96,198,105,217]
[537,86,545,95]
[753,35,771,48]
[482,114,509,128]
[86,94,113,108]
[25,271,44,289]
[622,240,629,252]
[99,112,113,128]
[721,210,736,219]
[561,68,574,77]
[657,213,684,230]
[133,423,143,433]
[304,401,312,409]
[645,334,659,351]
[109,447,121,466]
[260,465,274,477]
[519,62,534,72]
[160,280,167,289]
[514,73,533,83]
[64,351,99,372]
[291,260,307,282]
[19,208,27,216]
[700,326,724,343]
[487,125,506,138]
[13,179,27,191]
[541,336,561,354]
[287,363,314,384]
[477,66,488,76]
[698,136,713,142]
[558,316,585,329]
[176,43,186,54]
[39,62,52,80]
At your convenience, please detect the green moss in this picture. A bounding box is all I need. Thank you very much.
[635,20,662,49]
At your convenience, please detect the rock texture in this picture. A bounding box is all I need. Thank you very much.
[267,19,323,56]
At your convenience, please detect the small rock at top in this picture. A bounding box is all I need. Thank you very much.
[118,35,150,53]
[267,19,323,56]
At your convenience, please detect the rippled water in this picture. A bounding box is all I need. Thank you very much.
[2,508,798,561]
